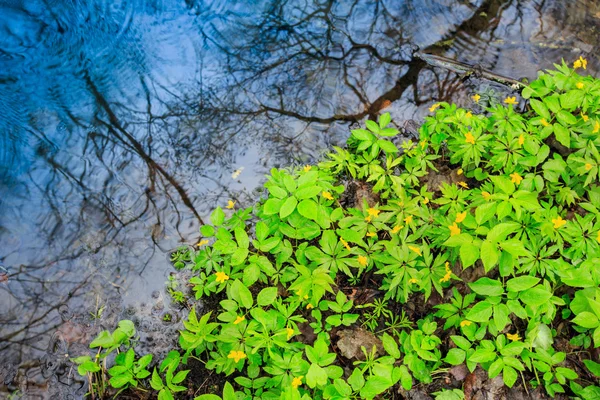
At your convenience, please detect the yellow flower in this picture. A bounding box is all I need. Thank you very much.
[226,200,236,209]
[482,191,491,201]
[420,140,427,149]
[465,132,476,144]
[504,96,518,105]
[357,255,368,266]
[457,168,463,175]
[458,181,469,189]
[366,232,376,238]
[291,376,303,389]
[594,121,600,133]
[573,56,587,70]
[227,350,247,363]
[340,238,352,251]
[510,172,523,185]
[429,103,441,112]
[233,315,245,325]
[215,271,229,284]
[449,222,461,237]
[597,231,600,244]
[286,327,294,340]
[391,225,403,234]
[518,134,525,146]
[552,216,567,229]
[408,246,422,256]
[541,118,550,127]
[197,239,209,247]
[322,191,334,201]
[367,208,380,217]
[506,332,521,342]
[585,163,593,171]
[408,278,418,284]
[455,211,467,223]
[472,94,481,103]
[582,113,589,122]
[422,197,429,205]
[303,165,312,172]
[465,111,472,119]
[576,82,584,89]
[440,263,452,283]
[306,303,314,310]
[404,215,413,224]
[440,271,452,283]
[460,320,472,327]
[365,215,372,223]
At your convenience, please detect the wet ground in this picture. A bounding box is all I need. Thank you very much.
[1,0,600,398]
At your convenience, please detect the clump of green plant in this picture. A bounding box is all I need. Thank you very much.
[76,58,600,399]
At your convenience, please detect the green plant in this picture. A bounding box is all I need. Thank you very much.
[79,58,600,399]
[150,351,190,400]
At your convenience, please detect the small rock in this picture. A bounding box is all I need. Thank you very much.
[336,328,383,360]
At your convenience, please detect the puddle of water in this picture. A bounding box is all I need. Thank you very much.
[0,0,598,397]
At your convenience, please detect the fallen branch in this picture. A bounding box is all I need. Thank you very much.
[415,52,525,90]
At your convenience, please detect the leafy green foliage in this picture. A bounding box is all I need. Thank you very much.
[76,59,600,399]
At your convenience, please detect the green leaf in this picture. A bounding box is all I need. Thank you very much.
[519,286,553,307]
[263,198,282,215]
[556,110,577,125]
[381,333,401,358]
[365,120,380,134]
[200,225,215,237]
[171,370,190,384]
[257,287,278,306]
[379,112,391,128]
[347,368,365,391]
[234,227,249,249]
[360,376,393,399]
[231,280,254,309]
[499,240,528,257]
[444,348,466,365]
[109,374,132,388]
[583,360,600,378]
[295,185,322,200]
[490,176,514,194]
[487,223,520,243]
[506,276,540,292]
[306,364,328,388]
[223,382,237,400]
[529,98,551,120]
[466,301,494,322]
[231,247,248,266]
[469,349,496,363]
[469,278,504,297]
[90,331,114,349]
[553,124,570,148]
[460,243,479,268]
[297,199,318,220]
[210,207,225,226]
[398,365,412,391]
[559,90,584,110]
[352,129,374,141]
[572,312,600,329]
[194,396,222,400]
[279,196,298,219]
[268,185,287,198]
[502,366,518,388]
[377,140,399,154]
[480,240,499,272]
[151,368,164,390]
